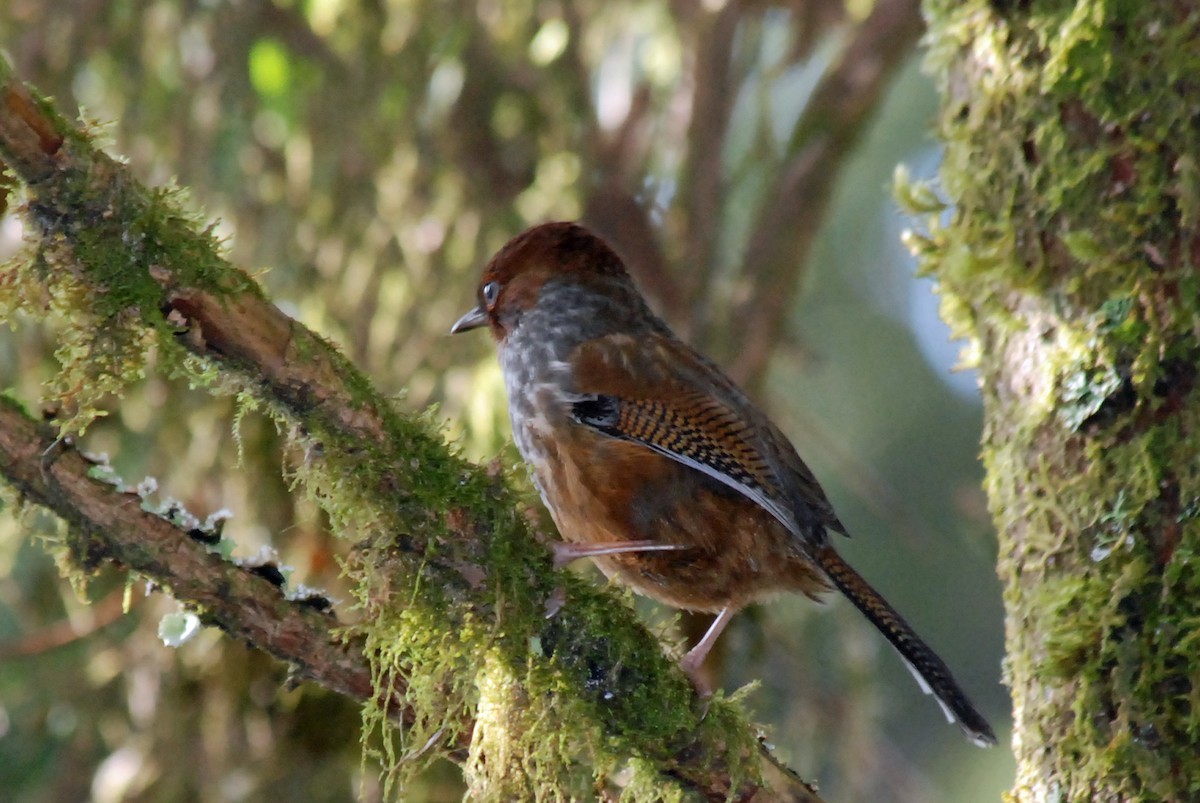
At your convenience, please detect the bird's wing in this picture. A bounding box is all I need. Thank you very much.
[568,332,844,541]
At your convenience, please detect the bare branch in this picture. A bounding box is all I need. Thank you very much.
[729,0,923,390]
[678,2,741,336]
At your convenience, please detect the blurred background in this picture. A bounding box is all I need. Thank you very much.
[0,0,1011,800]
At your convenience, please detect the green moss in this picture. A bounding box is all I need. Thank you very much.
[1,140,260,433]
[914,1,1200,798]
[0,81,263,433]
[914,0,1200,322]
[274,394,763,797]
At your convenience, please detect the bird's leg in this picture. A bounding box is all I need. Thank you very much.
[679,607,734,690]
[551,540,686,568]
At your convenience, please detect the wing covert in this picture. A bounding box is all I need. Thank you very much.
[568,332,845,541]
[571,390,802,536]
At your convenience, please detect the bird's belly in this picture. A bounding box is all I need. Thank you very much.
[519,424,828,611]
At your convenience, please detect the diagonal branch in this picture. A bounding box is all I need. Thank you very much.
[0,396,437,742]
[728,0,924,391]
[0,60,827,802]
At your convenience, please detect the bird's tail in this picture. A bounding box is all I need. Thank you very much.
[815,544,997,747]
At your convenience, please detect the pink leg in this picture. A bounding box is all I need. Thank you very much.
[551,540,685,568]
[679,607,735,685]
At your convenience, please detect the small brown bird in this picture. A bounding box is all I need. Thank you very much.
[452,221,996,746]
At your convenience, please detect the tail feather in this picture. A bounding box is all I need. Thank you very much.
[815,545,997,747]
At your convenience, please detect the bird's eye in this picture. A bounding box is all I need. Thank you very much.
[482,281,500,308]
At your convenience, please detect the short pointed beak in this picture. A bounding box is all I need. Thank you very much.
[450,304,488,334]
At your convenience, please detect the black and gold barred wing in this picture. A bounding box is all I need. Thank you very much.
[571,390,802,535]
[567,332,842,542]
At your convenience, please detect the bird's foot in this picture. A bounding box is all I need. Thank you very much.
[677,606,736,697]
[551,539,685,569]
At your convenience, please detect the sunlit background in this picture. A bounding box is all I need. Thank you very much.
[0,1,1012,800]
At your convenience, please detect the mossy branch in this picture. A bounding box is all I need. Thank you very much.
[0,395,427,737]
[0,60,826,801]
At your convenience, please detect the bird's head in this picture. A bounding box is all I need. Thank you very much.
[450,221,629,342]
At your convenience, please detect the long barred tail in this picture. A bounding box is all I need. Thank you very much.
[816,545,997,747]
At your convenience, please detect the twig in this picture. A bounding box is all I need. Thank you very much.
[0,584,132,660]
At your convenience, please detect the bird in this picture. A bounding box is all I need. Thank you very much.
[451,221,996,747]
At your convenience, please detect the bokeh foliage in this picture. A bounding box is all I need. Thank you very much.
[0,1,1008,800]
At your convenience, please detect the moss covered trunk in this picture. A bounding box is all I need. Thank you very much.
[917,2,1200,799]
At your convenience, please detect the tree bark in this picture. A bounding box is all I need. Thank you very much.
[917,2,1200,799]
